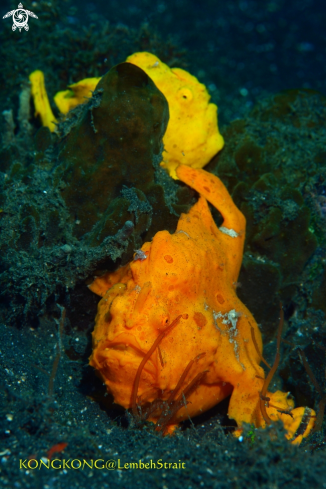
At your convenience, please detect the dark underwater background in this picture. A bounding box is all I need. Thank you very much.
[0,0,326,487]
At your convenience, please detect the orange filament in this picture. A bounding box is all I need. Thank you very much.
[131,314,187,419]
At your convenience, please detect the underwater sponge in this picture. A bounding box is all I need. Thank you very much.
[53,62,190,241]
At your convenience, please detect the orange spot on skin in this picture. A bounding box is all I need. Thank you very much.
[89,165,315,443]
[164,255,174,263]
[193,312,207,330]
[216,294,225,304]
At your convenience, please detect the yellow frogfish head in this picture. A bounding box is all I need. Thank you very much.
[126,52,224,178]
[89,165,315,442]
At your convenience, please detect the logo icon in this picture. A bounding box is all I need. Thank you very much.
[3,3,38,32]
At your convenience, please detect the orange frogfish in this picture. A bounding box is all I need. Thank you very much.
[89,165,315,443]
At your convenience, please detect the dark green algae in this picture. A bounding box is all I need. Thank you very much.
[54,61,191,243]
[0,61,194,325]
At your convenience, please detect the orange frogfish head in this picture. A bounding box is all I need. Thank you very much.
[89,165,315,443]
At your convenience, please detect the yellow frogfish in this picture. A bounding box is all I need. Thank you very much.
[125,53,224,179]
[30,52,224,178]
[89,165,315,444]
